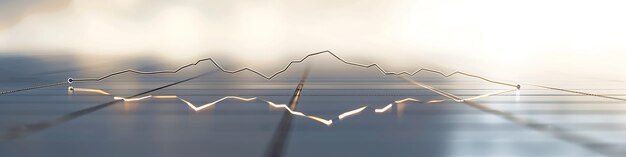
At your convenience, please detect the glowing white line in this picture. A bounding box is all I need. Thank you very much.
[395,98,420,103]
[179,96,257,111]
[70,87,453,126]
[426,100,445,103]
[338,106,368,120]
[72,88,111,95]
[462,89,517,101]
[307,116,333,126]
[153,95,178,99]
[266,101,306,116]
[375,104,393,113]
[114,95,152,101]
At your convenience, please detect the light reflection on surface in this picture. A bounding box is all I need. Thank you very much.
[2,53,626,157]
[69,86,459,126]
[337,106,367,120]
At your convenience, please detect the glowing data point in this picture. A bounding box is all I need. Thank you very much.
[67,78,74,84]
[67,86,74,95]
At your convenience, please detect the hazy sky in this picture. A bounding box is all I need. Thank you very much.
[1,0,625,80]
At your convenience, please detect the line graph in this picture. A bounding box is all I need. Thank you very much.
[67,50,521,89]
[2,50,623,106]
[68,86,447,126]
[61,48,626,103]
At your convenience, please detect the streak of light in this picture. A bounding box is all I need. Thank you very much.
[426,99,445,103]
[179,96,257,111]
[68,87,455,126]
[266,100,305,116]
[375,104,393,113]
[177,98,199,110]
[114,95,152,101]
[394,98,419,103]
[306,116,333,126]
[153,95,178,99]
[70,87,111,95]
[462,89,517,101]
[338,106,368,120]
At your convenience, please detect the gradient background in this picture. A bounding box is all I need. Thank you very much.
[1,0,626,81]
[2,1,626,157]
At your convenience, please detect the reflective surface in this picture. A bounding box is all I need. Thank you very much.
[1,54,625,157]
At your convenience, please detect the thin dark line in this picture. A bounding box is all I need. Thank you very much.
[0,60,163,95]
[526,83,626,102]
[0,81,68,95]
[70,50,519,89]
[0,71,212,141]
[264,67,310,157]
